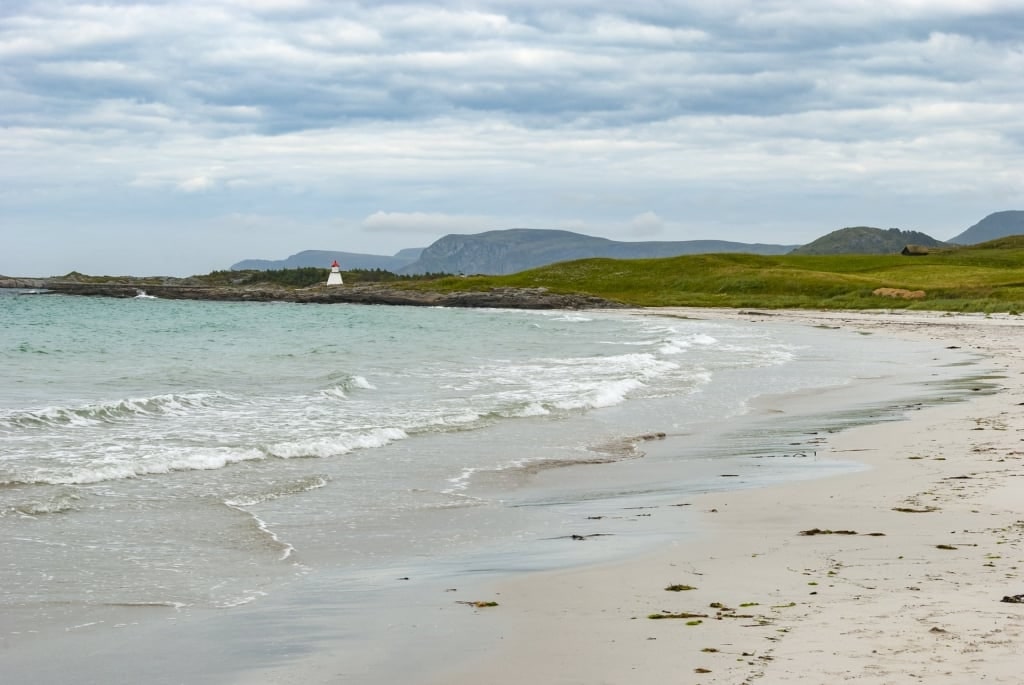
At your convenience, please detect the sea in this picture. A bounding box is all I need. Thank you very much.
[0,290,988,683]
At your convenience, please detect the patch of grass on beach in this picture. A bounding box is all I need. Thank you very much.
[665,584,697,592]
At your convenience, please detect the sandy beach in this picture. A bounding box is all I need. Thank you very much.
[433,309,1024,685]
[5,305,1022,685]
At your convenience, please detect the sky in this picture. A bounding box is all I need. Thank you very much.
[2,0,1023,277]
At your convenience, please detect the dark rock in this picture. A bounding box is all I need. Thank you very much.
[13,280,627,310]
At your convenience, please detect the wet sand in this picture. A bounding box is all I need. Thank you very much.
[432,309,1024,685]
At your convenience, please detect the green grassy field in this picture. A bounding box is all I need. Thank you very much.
[409,237,1024,313]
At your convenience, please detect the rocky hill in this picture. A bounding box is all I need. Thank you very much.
[400,229,796,275]
[788,227,948,255]
[231,212,1024,277]
[232,249,422,272]
[948,211,1024,245]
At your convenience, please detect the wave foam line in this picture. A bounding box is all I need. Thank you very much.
[0,391,231,429]
[216,592,268,609]
[9,429,405,487]
[223,475,329,507]
[223,502,296,562]
[319,375,377,400]
[266,427,407,459]
[12,447,268,486]
[552,377,647,410]
[6,491,82,517]
[443,467,479,493]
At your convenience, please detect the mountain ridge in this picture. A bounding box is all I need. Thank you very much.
[949,211,1024,245]
[231,249,422,272]
[788,227,949,255]
[398,229,796,275]
[229,211,1024,275]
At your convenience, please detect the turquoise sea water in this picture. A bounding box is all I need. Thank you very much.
[0,291,985,682]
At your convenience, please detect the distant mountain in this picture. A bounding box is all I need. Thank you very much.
[231,249,423,272]
[788,227,948,255]
[399,229,797,275]
[948,211,1024,245]
[392,247,425,261]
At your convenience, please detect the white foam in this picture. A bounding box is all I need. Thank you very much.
[508,402,550,417]
[266,427,407,459]
[222,500,298,562]
[320,376,376,399]
[0,392,228,429]
[320,387,348,400]
[223,476,329,507]
[22,447,267,485]
[658,340,689,355]
[443,467,479,493]
[216,591,268,609]
[11,491,81,516]
[553,377,647,410]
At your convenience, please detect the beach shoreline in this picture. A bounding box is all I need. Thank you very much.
[426,308,1024,685]
[5,306,1022,684]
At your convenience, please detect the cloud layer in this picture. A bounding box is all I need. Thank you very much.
[2,1,1023,275]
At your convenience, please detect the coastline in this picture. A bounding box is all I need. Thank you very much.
[5,306,1021,684]
[428,309,1024,684]
[0,280,625,309]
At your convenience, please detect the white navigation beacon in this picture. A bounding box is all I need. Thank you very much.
[326,259,344,285]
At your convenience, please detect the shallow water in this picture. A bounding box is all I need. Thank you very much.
[0,292,989,683]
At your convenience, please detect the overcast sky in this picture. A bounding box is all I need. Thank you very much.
[3,0,1023,276]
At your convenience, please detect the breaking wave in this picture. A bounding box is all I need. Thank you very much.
[0,392,230,430]
[265,428,408,459]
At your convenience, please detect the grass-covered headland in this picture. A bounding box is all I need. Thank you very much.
[36,236,1024,313]
[407,236,1024,313]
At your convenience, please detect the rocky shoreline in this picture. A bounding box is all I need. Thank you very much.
[0,278,625,310]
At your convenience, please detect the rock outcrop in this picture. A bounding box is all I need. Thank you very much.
[23,281,625,310]
[0,277,49,289]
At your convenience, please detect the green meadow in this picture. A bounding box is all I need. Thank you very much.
[410,237,1024,313]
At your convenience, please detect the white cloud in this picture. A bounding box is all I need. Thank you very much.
[2,0,1023,276]
[627,211,666,237]
[178,176,216,192]
[584,15,708,46]
[361,211,494,235]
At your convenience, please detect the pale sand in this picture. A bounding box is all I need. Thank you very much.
[433,309,1024,685]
